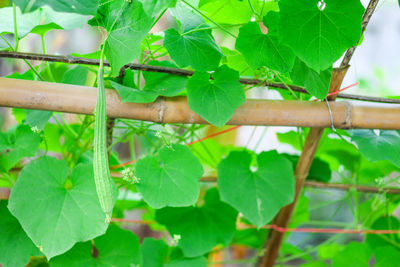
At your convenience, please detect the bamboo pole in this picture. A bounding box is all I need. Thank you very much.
[259,1,380,266]
[1,51,400,104]
[0,77,400,129]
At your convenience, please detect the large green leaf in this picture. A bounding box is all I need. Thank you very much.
[135,144,203,209]
[235,12,295,72]
[0,125,41,172]
[49,224,141,266]
[15,0,99,15]
[156,188,237,257]
[279,0,364,71]
[349,130,400,167]
[0,201,41,267]
[89,0,154,76]
[218,150,295,227]
[138,0,177,17]
[290,58,332,99]
[187,65,245,127]
[0,6,88,38]
[8,157,108,259]
[164,27,223,71]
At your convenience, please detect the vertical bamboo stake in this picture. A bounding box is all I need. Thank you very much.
[258,1,380,266]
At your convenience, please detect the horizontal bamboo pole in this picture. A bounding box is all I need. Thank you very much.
[1,78,400,129]
[2,51,400,104]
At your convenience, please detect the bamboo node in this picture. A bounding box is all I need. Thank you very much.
[157,97,166,123]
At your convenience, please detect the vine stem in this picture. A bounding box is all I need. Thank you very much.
[1,51,399,104]
[12,2,19,52]
[258,1,381,266]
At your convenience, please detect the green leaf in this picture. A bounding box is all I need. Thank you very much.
[218,150,295,227]
[143,61,188,97]
[135,144,203,209]
[290,58,332,99]
[114,60,188,103]
[308,158,331,183]
[332,242,372,267]
[15,0,99,15]
[199,0,259,24]
[0,125,41,172]
[164,27,223,71]
[25,110,52,130]
[49,224,141,266]
[0,6,88,38]
[220,47,253,76]
[0,201,41,267]
[235,12,295,72]
[279,0,364,71]
[61,65,89,86]
[169,2,204,32]
[89,0,154,76]
[349,130,400,167]
[187,65,245,127]
[111,81,159,103]
[138,0,177,17]
[231,228,268,248]
[8,157,108,259]
[375,246,400,267]
[141,238,169,267]
[156,188,237,257]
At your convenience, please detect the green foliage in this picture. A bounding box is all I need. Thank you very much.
[235,12,295,73]
[0,125,41,172]
[156,188,237,257]
[135,144,203,208]
[0,200,41,267]
[218,150,295,227]
[49,224,141,266]
[15,0,99,15]
[279,0,364,71]
[349,130,400,167]
[0,6,88,38]
[89,0,154,76]
[187,65,245,127]
[290,58,332,99]
[8,157,108,259]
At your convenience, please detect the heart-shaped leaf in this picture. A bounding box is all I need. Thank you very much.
[8,157,108,259]
[135,144,203,209]
[89,0,154,75]
[49,224,141,266]
[0,201,41,267]
[235,12,295,72]
[279,0,364,71]
[156,188,237,257]
[218,150,295,227]
[187,65,245,127]
[349,130,400,167]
